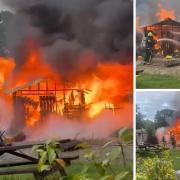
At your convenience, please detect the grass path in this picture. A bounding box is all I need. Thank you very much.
[137,73,180,89]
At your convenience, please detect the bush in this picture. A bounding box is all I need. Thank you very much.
[136,151,176,180]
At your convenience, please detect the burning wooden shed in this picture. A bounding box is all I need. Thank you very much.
[142,18,180,56]
[5,78,90,134]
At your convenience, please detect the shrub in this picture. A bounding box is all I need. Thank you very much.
[136,151,176,180]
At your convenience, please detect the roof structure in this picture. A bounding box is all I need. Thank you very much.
[142,18,180,28]
[5,78,47,94]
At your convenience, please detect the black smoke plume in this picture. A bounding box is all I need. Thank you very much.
[1,0,133,80]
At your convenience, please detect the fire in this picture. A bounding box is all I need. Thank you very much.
[85,63,132,118]
[12,48,59,87]
[0,40,132,129]
[156,4,175,20]
[0,57,15,91]
[169,119,180,144]
[136,16,143,33]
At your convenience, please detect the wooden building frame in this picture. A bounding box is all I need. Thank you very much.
[142,18,180,56]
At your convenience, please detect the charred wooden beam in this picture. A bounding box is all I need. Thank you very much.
[8,151,38,162]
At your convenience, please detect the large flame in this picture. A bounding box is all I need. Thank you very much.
[0,57,15,91]
[0,41,132,131]
[156,4,175,21]
[169,119,180,144]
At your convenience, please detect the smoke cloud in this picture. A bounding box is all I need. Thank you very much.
[137,0,180,26]
[1,0,133,80]
[24,104,132,141]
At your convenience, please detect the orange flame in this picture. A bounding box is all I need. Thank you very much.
[0,57,15,91]
[0,41,132,128]
[136,16,143,33]
[156,4,175,20]
[169,119,180,144]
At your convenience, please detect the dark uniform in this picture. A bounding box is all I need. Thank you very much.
[144,32,157,64]
[170,134,176,149]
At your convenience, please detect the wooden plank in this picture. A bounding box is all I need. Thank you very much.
[0,139,79,152]
[8,151,38,162]
[0,155,79,168]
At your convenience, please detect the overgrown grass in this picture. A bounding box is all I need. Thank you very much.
[137,73,180,89]
[169,149,180,171]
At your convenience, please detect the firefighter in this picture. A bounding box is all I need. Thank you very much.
[170,133,176,149]
[144,32,157,64]
[162,136,166,147]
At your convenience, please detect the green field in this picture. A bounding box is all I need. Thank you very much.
[137,73,180,89]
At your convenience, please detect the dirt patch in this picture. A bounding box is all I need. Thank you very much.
[137,58,180,76]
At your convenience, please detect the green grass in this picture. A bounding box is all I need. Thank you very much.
[170,149,180,171]
[137,73,180,89]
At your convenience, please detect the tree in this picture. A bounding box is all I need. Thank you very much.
[136,105,145,129]
[154,109,174,129]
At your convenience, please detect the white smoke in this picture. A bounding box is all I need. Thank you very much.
[24,105,132,141]
[0,97,13,131]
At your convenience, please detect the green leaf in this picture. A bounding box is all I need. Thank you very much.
[118,128,133,143]
[46,140,52,146]
[50,141,60,149]
[47,147,57,164]
[38,151,47,168]
[36,149,44,153]
[115,171,129,180]
[75,143,91,149]
[110,147,121,160]
[32,145,44,152]
[55,158,66,169]
[38,164,51,172]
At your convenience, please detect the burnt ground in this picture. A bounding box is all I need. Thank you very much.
[137,57,180,76]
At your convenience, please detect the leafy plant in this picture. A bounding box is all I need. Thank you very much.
[32,140,66,175]
[32,131,133,180]
[62,146,131,180]
[136,151,176,180]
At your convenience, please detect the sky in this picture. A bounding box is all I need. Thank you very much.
[136,91,178,121]
[0,2,9,10]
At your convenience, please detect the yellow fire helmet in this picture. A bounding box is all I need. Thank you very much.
[148,32,153,37]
